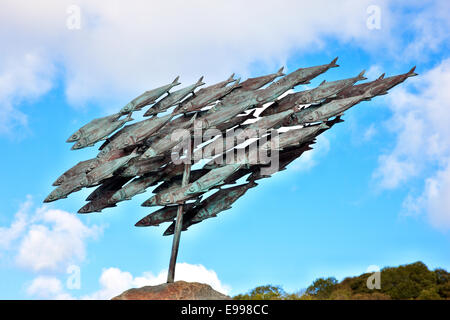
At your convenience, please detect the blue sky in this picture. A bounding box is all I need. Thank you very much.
[0,0,449,299]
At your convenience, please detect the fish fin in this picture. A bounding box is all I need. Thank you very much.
[197,76,205,86]
[358,70,367,80]
[277,66,285,76]
[378,73,385,80]
[319,80,326,86]
[330,57,339,67]
[227,73,235,81]
[407,66,418,77]
[172,76,181,86]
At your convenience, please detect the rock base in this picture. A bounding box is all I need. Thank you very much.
[112,281,231,300]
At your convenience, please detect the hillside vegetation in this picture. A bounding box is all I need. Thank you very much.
[233,261,450,300]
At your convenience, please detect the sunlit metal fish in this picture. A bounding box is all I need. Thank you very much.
[335,73,386,99]
[163,181,258,235]
[259,123,329,151]
[256,58,339,105]
[152,169,209,194]
[84,148,140,187]
[118,155,170,177]
[288,91,372,125]
[235,67,285,91]
[52,159,99,186]
[135,199,200,227]
[119,76,181,114]
[196,109,295,159]
[108,173,161,203]
[261,70,366,116]
[247,143,313,180]
[173,79,241,115]
[213,109,257,132]
[365,66,418,97]
[139,114,197,159]
[144,77,205,116]
[141,163,243,207]
[71,113,133,150]
[85,176,133,202]
[98,114,173,156]
[78,191,117,214]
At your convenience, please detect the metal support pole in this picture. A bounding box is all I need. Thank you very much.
[167,140,193,283]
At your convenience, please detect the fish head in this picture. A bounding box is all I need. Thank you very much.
[110,190,124,203]
[44,188,64,203]
[67,130,82,143]
[140,147,157,160]
[53,175,66,186]
[119,102,134,114]
[142,197,156,207]
[78,202,96,214]
[97,146,111,158]
[71,138,89,150]
[186,182,201,195]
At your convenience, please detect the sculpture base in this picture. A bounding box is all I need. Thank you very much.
[112,281,231,300]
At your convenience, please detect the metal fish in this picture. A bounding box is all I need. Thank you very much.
[71,113,133,150]
[261,70,366,116]
[135,200,200,227]
[85,176,133,202]
[235,67,285,91]
[98,114,173,156]
[141,163,243,207]
[119,76,181,114]
[109,173,161,203]
[290,91,372,125]
[163,181,258,235]
[85,148,140,186]
[144,77,205,116]
[173,79,241,115]
[140,114,197,159]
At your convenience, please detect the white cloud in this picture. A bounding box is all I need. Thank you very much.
[1,0,393,132]
[26,276,74,300]
[374,58,450,229]
[400,1,450,62]
[0,196,32,249]
[0,198,102,272]
[83,263,230,300]
[0,52,54,136]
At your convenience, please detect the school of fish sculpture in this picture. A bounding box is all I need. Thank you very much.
[45,60,417,239]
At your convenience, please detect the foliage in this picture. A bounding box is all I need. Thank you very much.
[233,261,449,300]
[233,285,304,300]
[305,277,338,299]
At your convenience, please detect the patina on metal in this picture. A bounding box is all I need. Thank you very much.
[45,62,417,286]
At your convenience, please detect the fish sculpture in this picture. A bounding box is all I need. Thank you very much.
[119,76,181,114]
[163,181,258,235]
[141,163,243,207]
[71,113,133,150]
[144,77,205,116]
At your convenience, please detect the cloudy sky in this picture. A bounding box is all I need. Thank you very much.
[0,0,449,299]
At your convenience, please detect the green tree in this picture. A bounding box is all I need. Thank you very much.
[417,288,442,300]
[233,285,285,300]
[305,277,338,299]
